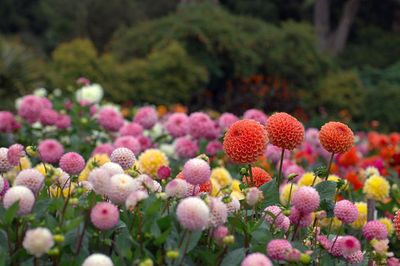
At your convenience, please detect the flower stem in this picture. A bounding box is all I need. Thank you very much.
[277,148,285,186]
[367,199,375,221]
[248,164,254,187]
[325,153,335,180]
[179,231,192,266]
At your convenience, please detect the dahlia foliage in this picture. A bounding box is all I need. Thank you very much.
[0,86,400,266]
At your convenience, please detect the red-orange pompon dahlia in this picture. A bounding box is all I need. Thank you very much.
[319,122,354,154]
[242,167,272,187]
[266,112,305,150]
[223,119,268,164]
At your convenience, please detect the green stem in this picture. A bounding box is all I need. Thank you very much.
[286,182,294,208]
[330,223,344,252]
[179,231,192,266]
[325,153,335,180]
[277,148,285,186]
[248,164,254,187]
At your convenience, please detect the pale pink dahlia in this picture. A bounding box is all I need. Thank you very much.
[133,106,157,129]
[213,225,228,241]
[188,112,214,139]
[225,197,241,214]
[343,250,364,264]
[183,158,211,185]
[23,227,54,258]
[88,168,110,196]
[334,200,358,224]
[218,113,239,131]
[176,197,210,231]
[246,187,262,206]
[292,186,320,214]
[114,136,141,155]
[98,107,124,132]
[59,152,85,175]
[174,137,199,159]
[15,169,44,194]
[119,122,143,137]
[208,197,228,227]
[165,179,188,198]
[38,139,64,163]
[90,202,120,230]
[0,177,9,197]
[243,109,268,125]
[110,148,135,170]
[266,239,292,260]
[0,148,12,173]
[165,113,189,137]
[101,162,124,176]
[82,254,113,266]
[241,253,272,266]
[125,190,148,210]
[3,186,35,215]
[7,144,25,166]
[362,220,388,240]
[264,205,285,226]
[289,207,313,228]
[107,174,139,204]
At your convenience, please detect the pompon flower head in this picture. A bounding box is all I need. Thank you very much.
[23,227,54,257]
[208,197,228,227]
[174,137,199,159]
[266,239,292,260]
[246,187,262,206]
[38,139,64,163]
[157,165,171,180]
[394,210,400,239]
[205,140,223,156]
[225,196,241,214]
[351,202,367,229]
[223,119,268,164]
[319,122,354,154]
[59,152,85,175]
[88,168,110,196]
[114,136,141,155]
[188,112,214,139]
[39,108,58,126]
[183,158,211,185]
[176,197,210,231]
[292,186,320,214]
[18,95,44,123]
[138,149,169,177]
[15,169,44,194]
[7,144,25,166]
[338,236,361,257]
[107,174,138,204]
[242,167,272,188]
[90,202,119,230]
[243,109,268,125]
[119,122,143,137]
[334,200,359,224]
[165,113,189,137]
[98,107,124,132]
[76,83,104,104]
[125,190,148,210]
[82,254,114,266]
[289,207,313,228]
[280,183,298,206]
[363,220,388,240]
[0,148,12,173]
[101,162,124,176]
[218,112,238,131]
[165,179,188,198]
[211,167,232,187]
[266,112,305,150]
[343,250,364,264]
[241,253,272,266]
[55,114,71,129]
[110,148,136,170]
[264,205,285,226]
[363,174,390,202]
[3,186,35,215]
[0,111,20,133]
[92,143,114,157]
[134,106,157,129]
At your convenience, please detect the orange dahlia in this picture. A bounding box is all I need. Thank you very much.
[266,112,304,150]
[319,122,354,154]
[223,119,268,164]
[176,171,212,193]
[394,210,400,239]
[242,166,272,187]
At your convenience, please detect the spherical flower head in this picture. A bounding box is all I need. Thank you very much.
[165,179,188,198]
[18,95,44,123]
[3,186,35,215]
[15,169,44,194]
[264,205,285,226]
[101,162,124,176]
[319,122,354,154]
[133,106,157,129]
[38,139,64,163]
[266,112,304,150]
[23,227,54,257]
[241,253,272,266]
[387,257,400,266]
[205,140,223,156]
[174,137,199,159]
[137,135,152,152]
[88,168,111,196]
[266,239,292,260]
[7,144,25,166]
[265,144,290,163]
[394,210,400,239]
[280,183,298,206]
[82,254,114,266]
[0,148,12,173]
[378,217,394,236]
[59,152,85,175]
[92,143,114,157]
[213,225,228,241]
[334,200,358,224]
[1,177,10,197]
[242,167,272,188]
[225,196,240,214]
[208,197,228,227]
[107,174,138,204]
[363,220,388,240]
[39,108,58,126]
[125,190,148,210]
[289,207,313,228]
[119,122,143,137]
[338,236,361,257]
[292,186,320,214]
[55,114,71,129]
[90,202,119,230]
[114,136,141,155]
[211,167,232,187]
[138,149,169,177]
[0,111,20,133]
[246,187,262,206]
[218,113,238,131]
[343,250,364,264]
[98,107,124,132]
[243,109,268,125]
[0,176,5,195]
[285,248,301,263]
[165,113,189,137]
[176,197,210,231]
[110,148,136,170]
[351,202,367,229]
[157,165,171,180]
[363,174,390,202]
[188,112,215,139]
[223,119,268,164]
[329,236,343,257]
[317,235,331,250]
[183,158,211,186]
[76,83,104,104]
[365,166,380,178]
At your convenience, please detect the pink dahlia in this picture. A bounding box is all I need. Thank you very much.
[205,140,223,156]
[343,250,364,264]
[98,107,124,132]
[119,122,143,137]
[208,197,228,227]
[218,113,239,131]
[334,200,358,224]
[266,239,292,260]
[176,197,210,231]
[18,95,44,123]
[91,143,114,157]
[165,113,189,137]
[0,148,12,173]
[133,106,157,129]
[165,179,188,198]
[188,112,214,139]
[213,225,228,241]
[292,186,320,214]
[90,202,120,230]
[114,136,141,155]
[264,205,285,226]
[7,144,25,166]
[3,186,35,215]
[338,235,361,257]
[59,152,85,175]
[110,148,135,170]
[174,137,199,159]
[137,135,152,152]
[289,207,313,228]
[15,169,44,194]
[0,177,9,197]
[55,114,71,130]
[39,109,59,126]
[38,139,64,163]
[157,166,171,180]
[241,253,272,266]
[243,109,268,125]
[362,220,388,240]
[265,144,291,164]
[0,111,20,133]
[183,158,211,185]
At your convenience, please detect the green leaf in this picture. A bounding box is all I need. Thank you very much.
[5,202,20,225]
[259,180,280,207]
[221,248,246,266]
[320,199,335,217]
[315,181,336,202]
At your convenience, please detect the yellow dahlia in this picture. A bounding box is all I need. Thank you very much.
[351,202,367,229]
[210,178,221,197]
[231,180,244,200]
[363,174,390,202]
[280,183,298,206]
[139,149,169,177]
[50,183,76,197]
[35,163,55,176]
[327,174,349,190]
[16,157,31,171]
[210,167,232,187]
[298,172,321,187]
[379,217,394,236]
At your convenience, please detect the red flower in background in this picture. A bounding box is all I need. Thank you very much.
[337,147,360,167]
[345,171,363,191]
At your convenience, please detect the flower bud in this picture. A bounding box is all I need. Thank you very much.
[69,198,79,205]
[166,250,180,259]
[222,235,235,245]
[139,258,153,266]
[53,234,65,243]
[26,146,38,157]
[48,247,60,256]
[300,253,311,264]
[240,168,248,176]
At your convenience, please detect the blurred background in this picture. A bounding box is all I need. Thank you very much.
[1,0,400,131]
